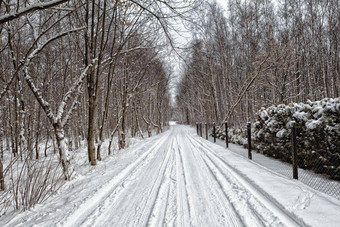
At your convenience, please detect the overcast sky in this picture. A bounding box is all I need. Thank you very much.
[215,0,228,10]
[167,0,229,105]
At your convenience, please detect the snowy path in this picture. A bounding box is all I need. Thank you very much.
[2,125,340,227]
[58,125,291,227]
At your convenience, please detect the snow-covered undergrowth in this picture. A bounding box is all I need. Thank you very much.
[0,135,142,215]
[0,151,65,215]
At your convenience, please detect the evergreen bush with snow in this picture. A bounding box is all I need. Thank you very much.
[254,98,340,180]
[214,125,251,147]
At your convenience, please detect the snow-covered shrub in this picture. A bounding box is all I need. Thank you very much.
[0,155,65,214]
[254,98,340,180]
[213,125,250,147]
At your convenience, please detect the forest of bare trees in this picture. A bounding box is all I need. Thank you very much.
[1,0,340,213]
[0,0,196,210]
[177,0,340,127]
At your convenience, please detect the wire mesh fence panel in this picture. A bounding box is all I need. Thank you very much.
[294,127,340,199]
[210,132,294,178]
[207,125,340,200]
[298,169,340,199]
[251,151,293,179]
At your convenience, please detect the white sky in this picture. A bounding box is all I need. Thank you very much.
[167,0,229,105]
[215,0,228,10]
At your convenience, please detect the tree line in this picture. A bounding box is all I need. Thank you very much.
[0,0,194,184]
[177,0,340,127]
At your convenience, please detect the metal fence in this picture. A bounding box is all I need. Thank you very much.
[196,122,340,200]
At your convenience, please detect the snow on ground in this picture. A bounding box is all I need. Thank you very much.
[169,121,177,125]
[207,135,340,199]
[0,125,339,227]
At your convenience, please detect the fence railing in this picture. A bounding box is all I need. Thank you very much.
[195,122,340,200]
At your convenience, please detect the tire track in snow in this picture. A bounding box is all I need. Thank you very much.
[162,148,178,226]
[83,130,174,227]
[174,135,195,227]
[173,132,242,226]
[133,135,174,227]
[174,126,243,226]
[187,135,266,226]
[176,127,244,226]
[188,134,303,227]
[184,133,244,227]
[146,145,176,227]
[58,131,171,227]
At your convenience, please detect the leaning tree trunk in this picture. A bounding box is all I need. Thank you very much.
[54,124,70,180]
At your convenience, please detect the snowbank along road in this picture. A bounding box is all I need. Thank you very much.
[3,124,339,227]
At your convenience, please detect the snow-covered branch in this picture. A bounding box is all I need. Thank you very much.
[28,27,85,61]
[57,58,98,124]
[61,87,81,127]
[0,0,70,24]
[23,27,86,123]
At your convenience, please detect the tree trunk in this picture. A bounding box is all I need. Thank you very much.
[54,124,69,180]
[44,130,49,157]
[35,106,41,159]
[0,159,4,190]
[87,92,97,165]
[119,113,126,149]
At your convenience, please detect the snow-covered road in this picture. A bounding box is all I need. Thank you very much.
[2,125,340,227]
[58,125,292,226]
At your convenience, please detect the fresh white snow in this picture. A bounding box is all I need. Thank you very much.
[1,125,339,227]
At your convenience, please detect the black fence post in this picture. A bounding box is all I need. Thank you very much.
[205,123,208,140]
[225,122,228,148]
[213,122,216,143]
[198,123,200,137]
[196,123,199,135]
[247,122,252,160]
[292,122,298,180]
[200,123,203,137]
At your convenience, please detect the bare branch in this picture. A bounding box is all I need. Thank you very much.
[0,0,70,24]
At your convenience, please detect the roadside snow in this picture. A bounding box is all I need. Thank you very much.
[0,125,339,227]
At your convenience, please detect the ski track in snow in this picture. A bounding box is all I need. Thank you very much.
[186,135,292,226]
[59,130,171,227]
[3,124,328,227]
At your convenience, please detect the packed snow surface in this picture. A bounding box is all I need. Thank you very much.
[1,125,340,227]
